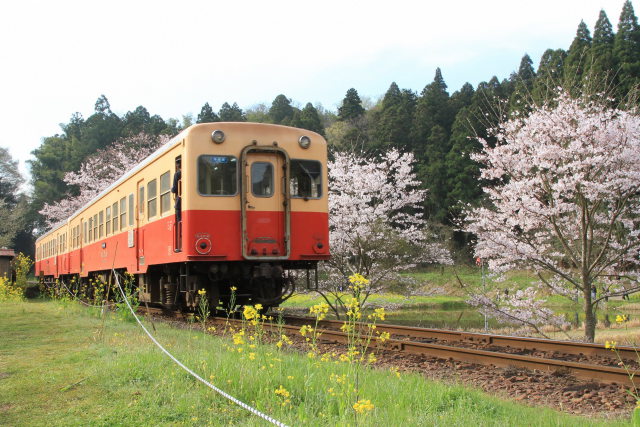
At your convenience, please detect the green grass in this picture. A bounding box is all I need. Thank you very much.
[282,292,465,310]
[0,300,634,426]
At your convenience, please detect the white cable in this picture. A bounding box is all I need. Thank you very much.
[58,279,118,308]
[112,271,288,427]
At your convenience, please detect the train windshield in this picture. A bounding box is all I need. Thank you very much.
[198,155,237,195]
[290,159,322,198]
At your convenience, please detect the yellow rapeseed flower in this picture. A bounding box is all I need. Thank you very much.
[353,399,374,414]
[605,340,617,351]
[616,314,629,324]
[243,305,258,320]
[198,288,206,296]
[275,385,291,398]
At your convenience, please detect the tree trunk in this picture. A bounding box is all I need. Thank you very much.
[583,285,596,343]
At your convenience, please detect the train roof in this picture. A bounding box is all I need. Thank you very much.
[35,122,324,242]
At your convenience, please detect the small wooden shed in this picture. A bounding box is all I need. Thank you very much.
[0,248,16,279]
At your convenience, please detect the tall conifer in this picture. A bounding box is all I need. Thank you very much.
[196,102,220,123]
[337,88,365,121]
[586,10,616,94]
[411,68,452,156]
[614,0,640,96]
[373,82,416,148]
[564,21,593,93]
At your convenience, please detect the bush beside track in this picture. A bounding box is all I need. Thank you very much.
[0,300,630,426]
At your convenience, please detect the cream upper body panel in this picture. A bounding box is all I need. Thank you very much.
[184,123,328,213]
[35,122,328,253]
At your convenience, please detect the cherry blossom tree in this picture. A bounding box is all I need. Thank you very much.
[319,149,451,317]
[463,91,640,342]
[40,133,169,228]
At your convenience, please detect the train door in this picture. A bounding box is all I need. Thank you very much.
[136,180,145,271]
[240,146,290,260]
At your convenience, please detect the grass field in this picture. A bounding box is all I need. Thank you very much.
[0,300,635,426]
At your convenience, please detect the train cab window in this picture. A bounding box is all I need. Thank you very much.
[120,197,126,230]
[106,207,111,235]
[99,211,104,238]
[290,160,322,198]
[128,194,134,227]
[251,162,273,197]
[112,202,119,232]
[147,180,157,218]
[198,155,237,196]
[160,171,171,214]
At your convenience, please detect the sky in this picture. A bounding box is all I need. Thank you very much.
[0,0,635,183]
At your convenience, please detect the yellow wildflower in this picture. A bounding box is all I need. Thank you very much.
[605,340,617,351]
[616,314,629,324]
[254,303,263,311]
[243,305,258,320]
[275,385,290,398]
[353,399,374,414]
[198,288,206,296]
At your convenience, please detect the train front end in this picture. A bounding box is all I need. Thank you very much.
[178,123,329,308]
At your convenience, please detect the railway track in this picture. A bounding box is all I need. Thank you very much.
[283,315,639,361]
[138,306,639,386]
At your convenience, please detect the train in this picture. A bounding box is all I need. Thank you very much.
[35,122,330,310]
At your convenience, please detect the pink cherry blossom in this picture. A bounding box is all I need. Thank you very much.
[463,91,640,342]
[320,149,451,313]
[40,133,169,228]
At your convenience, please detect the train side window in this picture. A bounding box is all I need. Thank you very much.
[93,214,98,241]
[89,218,93,241]
[128,194,134,227]
[251,162,273,197]
[112,202,119,232]
[290,159,322,199]
[120,197,126,230]
[139,186,145,216]
[106,207,111,235]
[147,179,157,218]
[99,211,104,238]
[84,221,88,244]
[160,171,170,214]
[197,155,237,196]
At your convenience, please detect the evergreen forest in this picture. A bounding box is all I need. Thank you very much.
[10,1,640,260]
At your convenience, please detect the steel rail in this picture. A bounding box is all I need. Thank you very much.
[283,315,639,361]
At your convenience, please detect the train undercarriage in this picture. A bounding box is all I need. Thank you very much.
[46,260,318,313]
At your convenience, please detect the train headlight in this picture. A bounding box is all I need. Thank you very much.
[211,130,225,144]
[298,135,311,149]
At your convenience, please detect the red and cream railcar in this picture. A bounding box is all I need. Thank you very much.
[35,123,329,308]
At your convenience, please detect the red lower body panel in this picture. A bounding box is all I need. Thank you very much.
[36,209,329,278]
